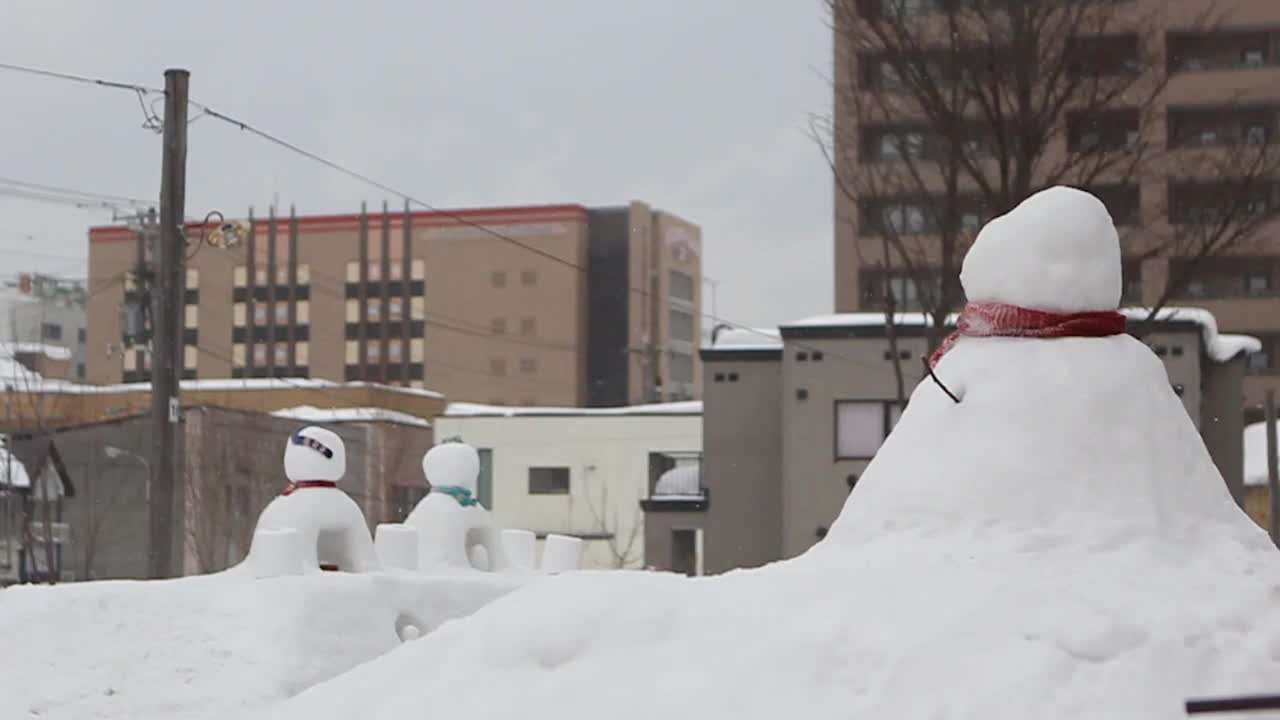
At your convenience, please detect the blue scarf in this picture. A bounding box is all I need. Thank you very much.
[433,485,480,507]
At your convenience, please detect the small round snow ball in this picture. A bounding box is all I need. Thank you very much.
[960,186,1122,312]
[423,441,480,493]
[283,426,346,483]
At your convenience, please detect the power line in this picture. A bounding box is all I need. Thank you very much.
[0,59,896,376]
[0,176,152,207]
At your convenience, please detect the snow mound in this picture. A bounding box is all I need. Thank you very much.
[1120,307,1262,363]
[962,186,1121,312]
[256,185,1280,720]
[0,569,525,720]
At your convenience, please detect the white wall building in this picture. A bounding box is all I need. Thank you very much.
[0,274,87,381]
[434,401,702,570]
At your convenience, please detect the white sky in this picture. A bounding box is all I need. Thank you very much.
[0,1,833,328]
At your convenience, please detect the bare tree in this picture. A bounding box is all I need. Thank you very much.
[583,481,644,570]
[818,0,1280,371]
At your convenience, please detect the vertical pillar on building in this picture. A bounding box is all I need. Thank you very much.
[380,201,391,384]
[357,203,369,382]
[245,209,257,378]
[288,205,299,372]
[266,206,278,377]
[401,200,413,386]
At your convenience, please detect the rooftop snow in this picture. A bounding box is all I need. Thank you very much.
[1119,307,1261,362]
[271,405,432,428]
[444,401,702,418]
[705,327,782,351]
[0,342,72,361]
[0,440,31,489]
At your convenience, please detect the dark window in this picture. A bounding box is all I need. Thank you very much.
[1067,34,1139,76]
[1171,346,1184,357]
[1068,110,1140,153]
[528,467,570,495]
[812,351,825,362]
[40,323,61,340]
[714,372,726,382]
[490,357,506,376]
[76,363,84,378]
[521,268,537,287]
[669,309,695,343]
[1247,272,1270,296]
[727,372,739,382]
[1248,351,1271,371]
[491,271,507,288]
[491,317,507,335]
[797,388,809,401]
[798,352,809,361]
[520,316,536,337]
[77,328,86,344]
[520,357,537,375]
[670,352,694,384]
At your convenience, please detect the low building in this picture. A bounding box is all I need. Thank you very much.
[434,401,702,571]
[647,311,1257,574]
[0,436,76,585]
[11,404,433,581]
[0,273,87,381]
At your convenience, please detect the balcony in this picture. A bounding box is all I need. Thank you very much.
[640,454,708,512]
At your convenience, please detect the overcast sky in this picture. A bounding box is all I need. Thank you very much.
[0,1,832,328]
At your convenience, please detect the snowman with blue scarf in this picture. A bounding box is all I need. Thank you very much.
[404,436,511,572]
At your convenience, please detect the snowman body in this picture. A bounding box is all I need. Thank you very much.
[248,426,379,574]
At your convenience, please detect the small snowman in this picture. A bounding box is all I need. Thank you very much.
[404,437,510,572]
[246,426,379,574]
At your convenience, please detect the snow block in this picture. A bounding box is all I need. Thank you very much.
[374,525,419,571]
[540,534,583,573]
[502,529,538,569]
[248,528,305,578]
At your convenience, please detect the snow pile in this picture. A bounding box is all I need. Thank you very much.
[1244,421,1278,487]
[0,569,527,720]
[0,342,73,361]
[271,405,432,428]
[259,187,1280,720]
[0,437,32,488]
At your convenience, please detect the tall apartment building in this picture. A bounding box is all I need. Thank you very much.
[85,201,702,407]
[833,0,1280,420]
[0,273,87,380]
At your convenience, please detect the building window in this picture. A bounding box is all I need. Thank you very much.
[388,297,403,322]
[670,352,694,384]
[520,316,536,337]
[528,467,570,495]
[40,323,61,341]
[835,401,902,459]
[491,317,507,335]
[1185,279,1208,298]
[253,304,268,326]
[253,344,267,366]
[77,328,86,344]
[490,356,506,376]
[388,339,403,362]
[669,271,695,302]
[492,270,507,288]
[1246,124,1269,145]
[812,351,825,361]
[76,363,84,378]
[274,303,289,325]
[520,268,537,287]
[669,309,695,343]
[273,343,288,367]
[1244,48,1266,67]
[366,342,380,363]
[366,298,382,322]
[1248,350,1271,371]
[1247,272,1270,296]
[477,449,493,509]
[519,356,536,375]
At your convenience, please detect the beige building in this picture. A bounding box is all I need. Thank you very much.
[86,201,702,407]
[833,0,1280,421]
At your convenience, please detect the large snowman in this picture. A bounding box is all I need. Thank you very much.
[264,188,1280,720]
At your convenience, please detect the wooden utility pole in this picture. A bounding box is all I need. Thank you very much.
[149,68,189,579]
[1267,390,1279,548]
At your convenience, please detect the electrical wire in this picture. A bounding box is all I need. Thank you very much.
[0,59,906,376]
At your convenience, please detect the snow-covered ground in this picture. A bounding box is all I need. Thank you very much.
[0,568,526,720]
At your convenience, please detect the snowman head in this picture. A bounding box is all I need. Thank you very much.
[283,426,346,482]
[960,186,1121,312]
[423,438,480,493]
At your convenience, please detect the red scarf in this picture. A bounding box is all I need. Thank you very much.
[928,301,1127,367]
[281,480,338,496]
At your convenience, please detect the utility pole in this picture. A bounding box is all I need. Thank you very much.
[148,68,189,579]
[1267,390,1279,548]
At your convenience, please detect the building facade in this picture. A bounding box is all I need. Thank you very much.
[85,201,702,407]
[0,273,87,380]
[434,402,702,571]
[833,0,1280,419]
[647,314,1254,574]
